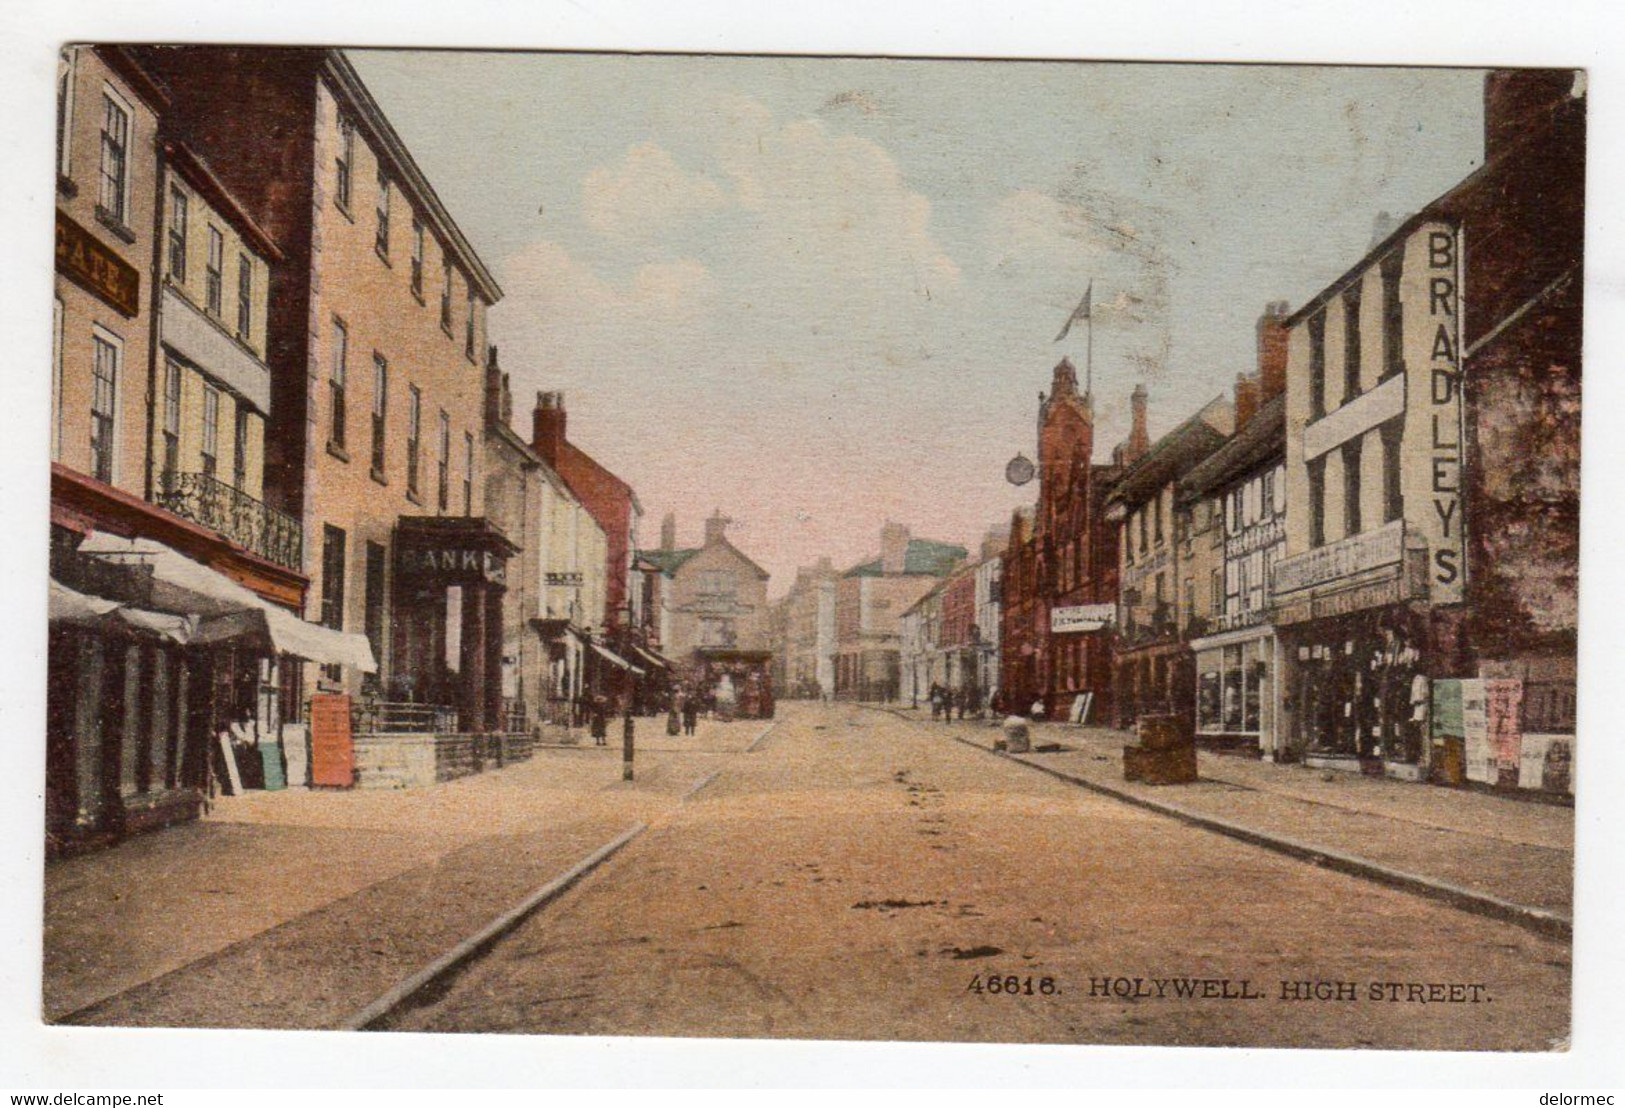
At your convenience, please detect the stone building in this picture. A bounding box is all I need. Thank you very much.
[834,522,966,702]
[131,47,510,738]
[1272,69,1583,790]
[774,556,839,700]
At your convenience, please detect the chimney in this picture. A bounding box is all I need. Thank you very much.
[532,391,567,468]
[1257,301,1289,402]
[500,373,513,425]
[704,509,730,546]
[660,512,677,551]
[483,346,503,428]
[881,521,910,575]
[1124,384,1150,463]
[1234,372,1261,431]
[980,526,1008,563]
[1484,68,1576,164]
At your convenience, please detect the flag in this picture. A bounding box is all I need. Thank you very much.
[1054,281,1092,343]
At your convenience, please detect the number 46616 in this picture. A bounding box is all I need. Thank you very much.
[967,974,1058,996]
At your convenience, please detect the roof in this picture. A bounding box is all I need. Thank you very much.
[842,538,969,579]
[636,548,701,576]
[901,577,949,617]
[1180,394,1286,502]
[324,51,502,303]
[1107,396,1233,509]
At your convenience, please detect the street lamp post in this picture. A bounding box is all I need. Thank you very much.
[616,601,636,781]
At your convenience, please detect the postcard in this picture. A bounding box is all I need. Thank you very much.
[41,43,1581,1054]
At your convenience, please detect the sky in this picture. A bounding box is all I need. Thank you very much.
[347,51,1486,596]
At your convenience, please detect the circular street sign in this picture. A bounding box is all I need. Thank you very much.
[1005,453,1036,486]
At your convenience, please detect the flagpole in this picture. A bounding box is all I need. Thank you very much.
[1086,297,1093,398]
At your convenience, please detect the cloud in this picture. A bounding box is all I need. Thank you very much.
[581,142,726,240]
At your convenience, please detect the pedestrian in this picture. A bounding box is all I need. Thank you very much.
[590,695,609,746]
[682,695,699,736]
[667,688,683,737]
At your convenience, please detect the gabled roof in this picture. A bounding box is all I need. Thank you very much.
[636,547,701,576]
[842,537,969,579]
[1106,396,1232,510]
[1180,394,1286,502]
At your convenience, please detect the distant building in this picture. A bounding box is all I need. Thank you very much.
[999,359,1122,722]
[638,512,774,717]
[775,557,839,699]
[834,522,966,702]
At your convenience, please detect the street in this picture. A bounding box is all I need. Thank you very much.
[372,703,1569,1050]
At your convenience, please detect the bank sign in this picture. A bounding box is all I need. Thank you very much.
[1408,222,1467,604]
[1051,603,1115,634]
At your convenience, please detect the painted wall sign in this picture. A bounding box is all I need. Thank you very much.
[1410,222,1467,604]
[55,211,140,317]
[1460,678,1492,784]
[397,545,508,586]
[1272,518,1405,595]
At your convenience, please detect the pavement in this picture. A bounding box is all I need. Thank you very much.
[44,715,769,1027]
[44,703,1572,1048]
[874,704,1574,922]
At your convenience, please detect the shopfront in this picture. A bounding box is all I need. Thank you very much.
[1191,625,1276,754]
[390,517,517,734]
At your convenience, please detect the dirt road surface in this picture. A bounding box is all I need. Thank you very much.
[383,702,1569,1050]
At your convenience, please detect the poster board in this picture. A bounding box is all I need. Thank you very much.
[1460,679,1493,784]
[1070,692,1094,725]
[1484,678,1524,780]
[309,693,355,789]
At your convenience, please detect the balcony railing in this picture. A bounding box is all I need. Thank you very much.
[353,699,461,736]
[158,471,303,572]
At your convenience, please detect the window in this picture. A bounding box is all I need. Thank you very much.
[98,90,130,223]
[465,289,477,361]
[1137,508,1147,555]
[236,253,252,340]
[1381,418,1404,524]
[1342,283,1362,402]
[364,542,387,682]
[700,617,736,647]
[1308,311,1326,420]
[1380,250,1404,381]
[437,411,450,511]
[167,187,189,282]
[440,255,453,332]
[1342,437,1363,536]
[335,114,354,210]
[233,403,250,490]
[161,359,181,490]
[56,47,76,178]
[463,431,474,514]
[411,219,424,299]
[201,384,220,480]
[206,226,224,315]
[375,168,390,258]
[319,525,347,680]
[371,354,388,476]
[90,330,119,483]
[1261,469,1275,519]
[1211,567,1223,616]
[1153,492,1164,545]
[1184,577,1195,625]
[1308,455,1327,548]
[406,385,422,496]
[329,318,348,449]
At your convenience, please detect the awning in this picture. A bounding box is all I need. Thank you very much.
[49,578,194,643]
[75,533,377,672]
[590,641,644,676]
[631,645,672,671]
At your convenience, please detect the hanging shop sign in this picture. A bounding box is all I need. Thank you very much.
[1050,603,1116,634]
